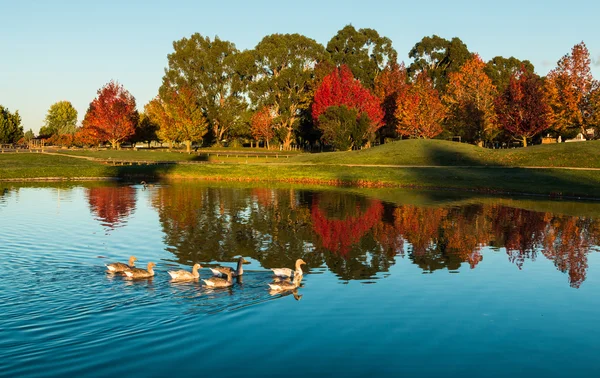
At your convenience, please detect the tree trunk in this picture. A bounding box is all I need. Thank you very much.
[184,140,191,153]
[522,136,528,147]
[266,139,270,150]
[283,130,292,151]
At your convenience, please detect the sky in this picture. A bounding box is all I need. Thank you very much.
[1,0,599,134]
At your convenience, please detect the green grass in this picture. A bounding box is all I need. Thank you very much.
[291,139,600,168]
[3,140,600,198]
[0,153,118,179]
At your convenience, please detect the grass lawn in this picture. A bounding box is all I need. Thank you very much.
[2,140,600,198]
[291,139,600,168]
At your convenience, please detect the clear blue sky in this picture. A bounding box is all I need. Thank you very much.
[1,0,598,134]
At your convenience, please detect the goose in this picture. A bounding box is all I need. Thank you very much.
[210,257,248,277]
[168,263,202,281]
[268,273,302,292]
[124,262,156,279]
[271,259,306,278]
[106,256,137,273]
[202,271,233,288]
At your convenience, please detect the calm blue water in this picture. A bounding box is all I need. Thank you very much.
[1,182,600,377]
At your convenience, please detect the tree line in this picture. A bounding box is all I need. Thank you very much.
[2,25,599,149]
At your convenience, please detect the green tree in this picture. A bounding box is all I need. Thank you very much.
[23,129,35,143]
[161,34,248,146]
[484,56,535,93]
[317,105,371,151]
[247,33,328,150]
[326,25,397,89]
[408,35,472,91]
[133,112,159,148]
[0,105,23,144]
[40,101,78,138]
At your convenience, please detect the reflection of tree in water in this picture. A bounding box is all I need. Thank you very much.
[86,186,136,230]
[149,183,600,287]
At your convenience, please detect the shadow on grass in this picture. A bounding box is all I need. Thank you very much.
[421,143,600,199]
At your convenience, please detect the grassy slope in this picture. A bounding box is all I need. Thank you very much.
[291,139,600,168]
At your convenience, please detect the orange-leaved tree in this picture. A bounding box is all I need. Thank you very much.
[394,71,446,139]
[495,68,551,147]
[545,42,599,136]
[443,55,499,145]
[251,107,275,149]
[82,81,138,149]
[374,61,409,139]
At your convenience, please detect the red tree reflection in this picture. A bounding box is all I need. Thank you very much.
[311,199,384,256]
[87,186,136,230]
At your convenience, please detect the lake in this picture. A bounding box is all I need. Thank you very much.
[1,181,600,377]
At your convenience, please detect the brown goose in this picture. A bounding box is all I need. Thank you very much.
[271,259,306,278]
[168,263,202,281]
[210,257,248,277]
[202,271,233,288]
[124,262,156,279]
[106,256,137,273]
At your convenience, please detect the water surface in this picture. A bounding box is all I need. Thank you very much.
[1,182,600,377]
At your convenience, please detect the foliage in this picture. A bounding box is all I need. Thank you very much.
[251,107,275,148]
[81,81,139,149]
[484,56,535,93]
[408,35,472,90]
[495,69,551,147]
[162,86,208,152]
[395,72,446,139]
[24,129,35,143]
[374,62,408,139]
[545,42,599,135]
[326,25,397,89]
[145,97,177,146]
[443,55,499,144]
[247,33,328,150]
[161,34,248,145]
[312,65,384,143]
[317,105,371,150]
[0,105,24,144]
[133,112,159,147]
[40,101,78,138]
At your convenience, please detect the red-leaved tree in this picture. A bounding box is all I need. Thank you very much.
[82,81,138,149]
[496,68,551,147]
[251,107,275,149]
[312,65,384,146]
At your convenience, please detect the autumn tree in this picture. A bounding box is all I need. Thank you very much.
[251,107,275,149]
[81,81,138,149]
[326,25,397,89]
[162,34,248,146]
[545,42,599,136]
[374,61,409,140]
[495,69,551,147]
[484,56,535,93]
[247,33,328,150]
[395,72,446,139]
[0,105,23,144]
[145,97,177,148]
[443,55,499,144]
[408,35,472,90]
[40,101,78,138]
[312,65,384,148]
[162,86,208,152]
